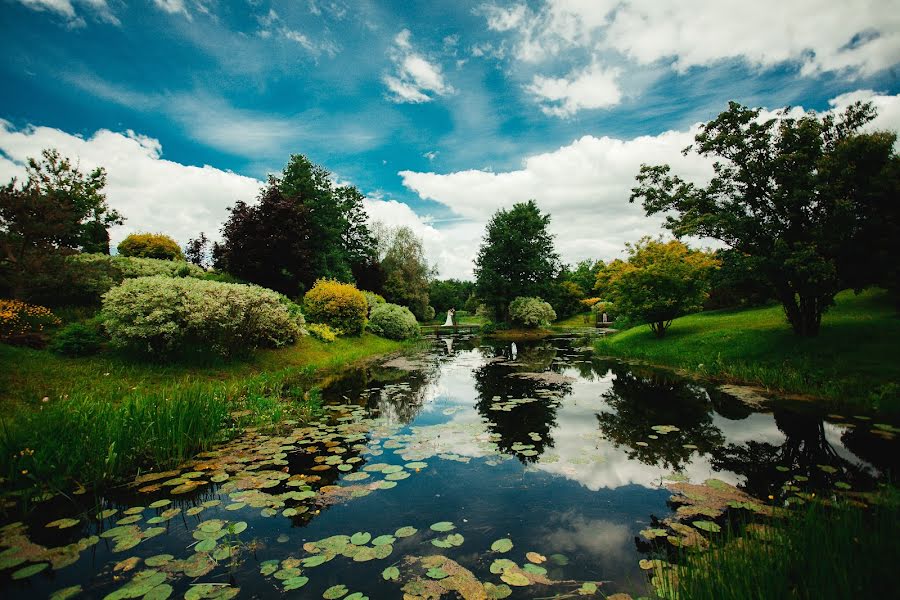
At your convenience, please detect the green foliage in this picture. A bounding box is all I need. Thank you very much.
[705,249,774,310]
[303,279,368,335]
[595,288,900,411]
[659,490,900,600]
[367,302,419,340]
[49,321,103,357]
[378,225,434,320]
[632,100,900,336]
[547,280,585,320]
[508,296,556,328]
[474,200,560,320]
[307,323,339,343]
[570,259,604,296]
[102,276,303,358]
[429,279,476,314]
[117,232,184,261]
[362,290,386,314]
[1,149,123,298]
[596,237,718,338]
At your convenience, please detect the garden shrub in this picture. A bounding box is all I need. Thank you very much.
[117,232,184,261]
[307,323,338,343]
[367,302,419,340]
[62,253,206,304]
[509,296,556,328]
[303,279,368,335]
[362,290,386,314]
[102,276,303,358]
[0,299,61,347]
[422,305,436,321]
[49,321,103,357]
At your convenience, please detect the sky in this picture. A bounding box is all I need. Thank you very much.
[0,0,899,279]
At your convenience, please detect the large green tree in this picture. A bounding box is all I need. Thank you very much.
[596,237,719,338]
[631,101,899,336]
[378,225,434,320]
[0,149,123,298]
[474,200,560,321]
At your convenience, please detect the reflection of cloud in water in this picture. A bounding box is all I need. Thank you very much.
[542,511,633,571]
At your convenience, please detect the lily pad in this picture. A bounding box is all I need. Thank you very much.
[283,576,309,591]
[50,585,83,600]
[525,552,546,564]
[491,538,513,553]
[549,553,569,566]
[350,532,371,545]
[490,559,516,574]
[485,583,512,599]
[395,526,417,538]
[12,562,49,579]
[372,534,396,546]
[692,520,721,533]
[323,584,348,599]
[429,521,455,532]
[382,566,400,581]
[500,571,530,586]
[426,567,448,579]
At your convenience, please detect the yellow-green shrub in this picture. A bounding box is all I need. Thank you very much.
[117,232,184,261]
[307,323,338,343]
[303,279,368,335]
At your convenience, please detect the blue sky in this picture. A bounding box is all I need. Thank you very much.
[1,0,898,277]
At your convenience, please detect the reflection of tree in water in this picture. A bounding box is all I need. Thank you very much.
[839,424,900,477]
[710,411,878,499]
[473,341,572,463]
[596,365,724,470]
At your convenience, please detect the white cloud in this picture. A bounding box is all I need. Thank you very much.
[423,150,439,161]
[15,0,119,26]
[153,0,190,18]
[383,29,454,103]
[0,121,261,250]
[527,62,622,117]
[482,1,900,98]
[400,91,900,277]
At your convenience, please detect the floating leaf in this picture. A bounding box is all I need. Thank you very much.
[426,567,448,580]
[692,521,721,533]
[382,566,400,581]
[500,571,529,586]
[372,534,396,546]
[835,482,852,490]
[405,462,428,469]
[491,538,513,553]
[259,560,279,576]
[549,553,569,566]
[490,559,516,574]
[50,585,83,600]
[283,577,309,591]
[231,522,248,534]
[522,563,546,575]
[195,539,217,553]
[817,464,838,474]
[12,562,49,579]
[144,584,173,600]
[485,583,512,599]
[145,555,174,567]
[525,552,546,564]
[149,500,171,509]
[350,532,371,545]
[578,582,598,595]
[323,584,348,599]
[430,521,455,532]
[46,518,80,529]
[302,555,329,568]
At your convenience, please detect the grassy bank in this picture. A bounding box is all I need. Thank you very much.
[0,334,410,499]
[594,289,900,412]
[654,489,899,600]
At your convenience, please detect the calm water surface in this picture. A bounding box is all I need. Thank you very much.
[1,334,895,599]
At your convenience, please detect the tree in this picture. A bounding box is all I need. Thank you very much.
[184,232,211,268]
[474,200,560,321]
[596,237,718,338]
[378,225,434,320]
[213,176,315,297]
[429,279,475,314]
[118,232,184,260]
[705,249,773,310]
[570,258,604,296]
[0,149,123,298]
[631,101,900,336]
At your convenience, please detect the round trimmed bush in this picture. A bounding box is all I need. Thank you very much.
[509,296,556,328]
[367,302,419,340]
[102,276,303,358]
[303,279,368,336]
[49,321,103,356]
[117,233,184,261]
[362,291,386,314]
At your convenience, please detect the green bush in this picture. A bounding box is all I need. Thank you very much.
[307,323,339,343]
[49,321,103,357]
[423,305,436,321]
[102,276,303,358]
[117,232,184,261]
[362,290,386,314]
[303,279,368,335]
[367,302,419,340]
[509,296,556,328]
[61,253,206,304]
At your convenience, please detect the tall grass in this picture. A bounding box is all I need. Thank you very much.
[655,489,900,600]
[594,289,900,412]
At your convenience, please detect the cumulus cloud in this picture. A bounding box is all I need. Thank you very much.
[399,91,900,277]
[15,0,119,26]
[483,0,900,77]
[152,0,190,18]
[383,29,454,103]
[527,62,622,117]
[0,121,261,250]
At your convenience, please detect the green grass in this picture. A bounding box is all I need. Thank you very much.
[0,334,409,499]
[655,490,900,600]
[552,311,596,328]
[594,289,900,412]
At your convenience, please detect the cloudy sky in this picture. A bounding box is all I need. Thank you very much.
[1,0,899,278]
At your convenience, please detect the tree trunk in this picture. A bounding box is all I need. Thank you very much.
[650,321,668,338]
[776,286,825,337]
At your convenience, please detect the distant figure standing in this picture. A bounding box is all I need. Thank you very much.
[443,308,455,327]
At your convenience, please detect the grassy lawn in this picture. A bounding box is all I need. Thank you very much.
[594,288,900,413]
[552,312,596,328]
[0,334,410,498]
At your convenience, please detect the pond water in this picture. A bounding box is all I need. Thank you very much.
[1,334,897,599]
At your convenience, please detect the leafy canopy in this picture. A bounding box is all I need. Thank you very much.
[474,200,560,320]
[596,237,718,338]
[631,100,899,335]
[117,232,184,261]
[377,224,434,320]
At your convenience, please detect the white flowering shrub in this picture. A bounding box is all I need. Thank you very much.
[508,296,557,328]
[367,302,419,340]
[102,276,304,358]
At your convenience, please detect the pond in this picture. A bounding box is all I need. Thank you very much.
[1,334,896,599]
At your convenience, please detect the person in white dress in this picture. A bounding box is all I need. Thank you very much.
[443,308,455,327]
